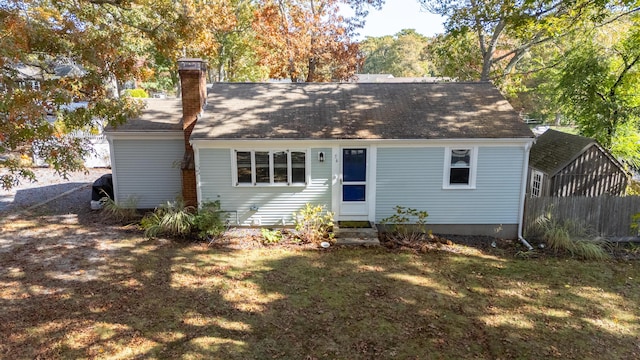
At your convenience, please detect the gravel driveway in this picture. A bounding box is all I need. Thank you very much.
[0,167,111,215]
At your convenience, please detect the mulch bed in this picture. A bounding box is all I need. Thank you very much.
[379,231,522,256]
[204,227,640,261]
[201,227,522,256]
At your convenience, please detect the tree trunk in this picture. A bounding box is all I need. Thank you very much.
[306,57,316,82]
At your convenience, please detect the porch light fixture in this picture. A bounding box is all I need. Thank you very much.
[318,151,325,162]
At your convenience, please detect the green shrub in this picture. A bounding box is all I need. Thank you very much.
[193,201,227,240]
[261,228,283,245]
[292,203,334,244]
[527,214,609,260]
[631,212,640,235]
[123,88,149,98]
[101,195,139,223]
[380,206,429,243]
[627,180,640,195]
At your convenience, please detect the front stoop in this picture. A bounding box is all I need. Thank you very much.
[334,223,380,246]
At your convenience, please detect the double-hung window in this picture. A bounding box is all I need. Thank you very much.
[443,147,477,189]
[234,150,307,186]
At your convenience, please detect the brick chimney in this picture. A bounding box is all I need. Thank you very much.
[178,58,207,207]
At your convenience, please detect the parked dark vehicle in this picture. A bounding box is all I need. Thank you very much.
[91,174,113,209]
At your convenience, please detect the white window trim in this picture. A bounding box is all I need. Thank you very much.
[442,146,478,189]
[530,170,543,197]
[231,149,309,187]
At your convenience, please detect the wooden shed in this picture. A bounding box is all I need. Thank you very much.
[527,129,628,197]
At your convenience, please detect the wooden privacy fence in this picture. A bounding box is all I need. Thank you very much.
[524,196,640,238]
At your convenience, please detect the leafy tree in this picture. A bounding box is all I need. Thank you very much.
[420,0,639,82]
[361,29,433,77]
[360,35,395,74]
[0,0,254,188]
[0,0,149,189]
[427,31,483,80]
[253,0,383,82]
[138,48,179,95]
[1,0,382,189]
[556,18,640,166]
[208,0,268,82]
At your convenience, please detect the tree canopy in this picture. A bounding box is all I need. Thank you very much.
[254,0,383,82]
[556,16,640,166]
[421,0,639,82]
[421,0,640,168]
[360,29,433,77]
[1,0,382,188]
[1,0,151,189]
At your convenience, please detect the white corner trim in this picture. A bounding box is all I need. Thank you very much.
[194,146,202,207]
[368,146,377,222]
[517,140,534,239]
[107,137,119,205]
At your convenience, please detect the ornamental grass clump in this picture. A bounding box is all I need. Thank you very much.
[141,199,195,239]
[101,195,139,223]
[141,199,226,241]
[527,213,609,261]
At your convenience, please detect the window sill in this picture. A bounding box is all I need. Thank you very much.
[235,183,307,188]
[442,185,476,190]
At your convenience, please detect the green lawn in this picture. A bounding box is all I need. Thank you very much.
[1,216,639,359]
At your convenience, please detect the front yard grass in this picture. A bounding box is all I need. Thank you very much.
[1,216,639,359]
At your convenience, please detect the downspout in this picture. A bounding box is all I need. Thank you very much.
[518,139,534,251]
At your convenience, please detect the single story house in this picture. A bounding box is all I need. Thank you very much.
[106,59,535,238]
[527,129,628,197]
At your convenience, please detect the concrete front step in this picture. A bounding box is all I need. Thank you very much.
[334,224,380,246]
[335,237,380,246]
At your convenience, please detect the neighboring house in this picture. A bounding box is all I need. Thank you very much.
[3,61,109,167]
[12,62,85,90]
[106,59,535,238]
[30,102,112,168]
[353,74,395,82]
[527,129,628,197]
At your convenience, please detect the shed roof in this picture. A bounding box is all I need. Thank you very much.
[529,129,603,175]
[191,82,533,140]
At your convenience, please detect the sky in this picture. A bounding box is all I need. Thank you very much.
[356,0,446,39]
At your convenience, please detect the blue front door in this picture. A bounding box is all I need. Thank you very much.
[340,148,368,218]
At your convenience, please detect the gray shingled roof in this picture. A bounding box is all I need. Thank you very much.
[529,129,597,175]
[191,82,533,140]
[107,98,183,132]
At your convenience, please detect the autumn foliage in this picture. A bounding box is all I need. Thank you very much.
[253,0,381,82]
[1,0,381,188]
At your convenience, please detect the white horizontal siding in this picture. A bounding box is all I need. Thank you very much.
[198,148,332,226]
[375,146,524,224]
[112,139,183,208]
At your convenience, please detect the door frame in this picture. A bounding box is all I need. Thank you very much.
[331,145,376,222]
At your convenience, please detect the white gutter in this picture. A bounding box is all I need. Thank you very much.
[517,139,534,251]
